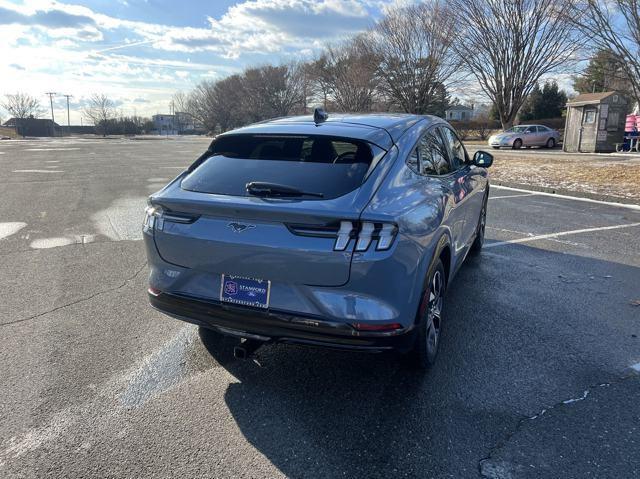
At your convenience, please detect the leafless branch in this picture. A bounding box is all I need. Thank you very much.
[450,0,583,128]
[369,1,462,114]
[83,94,115,137]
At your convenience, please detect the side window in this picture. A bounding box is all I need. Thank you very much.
[418,131,450,175]
[439,127,467,170]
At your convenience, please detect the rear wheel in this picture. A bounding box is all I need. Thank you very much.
[492,146,500,150]
[512,139,523,149]
[405,259,446,369]
[546,138,556,148]
[470,199,487,254]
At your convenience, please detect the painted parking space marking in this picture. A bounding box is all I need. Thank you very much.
[631,362,640,373]
[493,185,640,211]
[490,193,540,200]
[24,148,81,152]
[485,222,640,248]
[12,169,64,174]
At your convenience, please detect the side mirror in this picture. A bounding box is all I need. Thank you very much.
[473,150,493,168]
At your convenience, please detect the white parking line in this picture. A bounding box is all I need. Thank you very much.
[12,169,64,173]
[493,185,640,211]
[491,193,539,200]
[485,222,640,248]
[631,362,640,373]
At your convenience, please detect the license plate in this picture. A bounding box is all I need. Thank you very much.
[220,275,270,309]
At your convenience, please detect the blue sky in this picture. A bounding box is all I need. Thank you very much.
[1,0,391,123]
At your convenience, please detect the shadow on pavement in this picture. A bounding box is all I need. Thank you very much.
[198,244,640,478]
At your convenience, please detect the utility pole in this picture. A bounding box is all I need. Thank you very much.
[45,92,56,136]
[63,94,72,136]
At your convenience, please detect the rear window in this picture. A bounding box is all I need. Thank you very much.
[181,134,386,200]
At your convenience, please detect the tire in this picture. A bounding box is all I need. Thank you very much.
[492,146,500,150]
[470,197,487,255]
[546,138,556,148]
[512,139,523,149]
[405,258,446,370]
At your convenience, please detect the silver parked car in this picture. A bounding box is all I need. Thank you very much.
[488,124,560,149]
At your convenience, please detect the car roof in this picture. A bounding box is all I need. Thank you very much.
[218,113,440,149]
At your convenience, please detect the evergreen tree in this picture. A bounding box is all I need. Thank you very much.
[573,49,633,97]
[519,81,567,120]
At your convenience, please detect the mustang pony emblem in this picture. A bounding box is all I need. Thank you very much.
[228,222,255,233]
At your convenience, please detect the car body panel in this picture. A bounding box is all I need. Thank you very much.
[144,113,490,351]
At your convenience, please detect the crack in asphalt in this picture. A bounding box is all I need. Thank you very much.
[477,373,639,479]
[0,261,147,328]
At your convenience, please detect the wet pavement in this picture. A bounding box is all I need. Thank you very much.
[0,137,639,478]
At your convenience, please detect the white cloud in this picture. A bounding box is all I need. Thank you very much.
[0,0,382,122]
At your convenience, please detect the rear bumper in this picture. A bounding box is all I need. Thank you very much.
[149,292,416,353]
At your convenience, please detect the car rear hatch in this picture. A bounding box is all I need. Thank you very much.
[149,133,393,287]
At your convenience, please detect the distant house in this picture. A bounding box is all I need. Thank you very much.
[152,112,199,135]
[3,117,60,137]
[445,105,474,121]
[152,114,177,135]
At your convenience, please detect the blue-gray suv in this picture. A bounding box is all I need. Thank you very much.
[143,112,493,368]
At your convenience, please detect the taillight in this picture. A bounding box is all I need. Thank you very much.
[353,322,402,331]
[334,221,397,252]
[287,220,398,252]
[334,220,353,251]
[143,205,198,234]
[143,205,163,233]
[147,286,162,296]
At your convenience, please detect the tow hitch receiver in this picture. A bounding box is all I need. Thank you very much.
[233,339,264,359]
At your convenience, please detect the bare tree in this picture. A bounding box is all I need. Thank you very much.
[1,92,42,137]
[83,94,115,137]
[450,0,581,128]
[370,1,460,114]
[568,0,640,104]
[171,91,188,134]
[188,81,216,133]
[189,75,246,133]
[242,64,305,121]
[312,35,381,112]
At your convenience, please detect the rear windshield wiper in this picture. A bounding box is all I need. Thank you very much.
[246,181,324,198]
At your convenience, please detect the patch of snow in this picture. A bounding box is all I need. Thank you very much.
[30,237,75,249]
[91,197,146,241]
[0,222,27,240]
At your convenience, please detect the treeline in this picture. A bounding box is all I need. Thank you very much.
[179,2,457,134]
[177,0,640,133]
[96,116,155,136]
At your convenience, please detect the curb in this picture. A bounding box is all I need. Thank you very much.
[493,181,640,207]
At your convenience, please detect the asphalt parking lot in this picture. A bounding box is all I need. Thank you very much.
[1,137,639,478]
